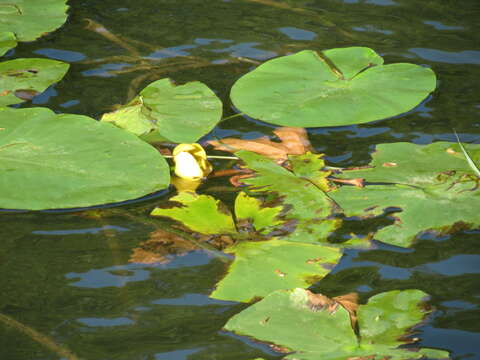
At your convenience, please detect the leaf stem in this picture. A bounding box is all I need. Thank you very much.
[221,113,245,121]
[162,155,239,160]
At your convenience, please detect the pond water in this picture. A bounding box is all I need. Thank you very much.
[1,0,479,359]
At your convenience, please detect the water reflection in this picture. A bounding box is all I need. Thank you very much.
[77,317,135,327]
[409,48,480,64]
[66,252,214,288]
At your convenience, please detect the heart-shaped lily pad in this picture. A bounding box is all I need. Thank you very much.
[0,107,169,210]
[0,0,68,42]
[0,58,69,106]
[231,47,436,127]
[225,288,449,360]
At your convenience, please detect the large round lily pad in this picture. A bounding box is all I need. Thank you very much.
[0,0,68,42]
[0,58,69,106]
[101,78,223,143]
[0,107,170,210]
[231,47,437,127]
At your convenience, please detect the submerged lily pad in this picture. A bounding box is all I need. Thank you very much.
[151,193,236,234]
[0,32,16,56]
[0,0,68,42]
[101,78,223,143]
[0,107,169,210]
[330,142,480,247]
[231,47,436,127]
[0,58,69,106]
[211,239,342,302]
[225,288,449,359]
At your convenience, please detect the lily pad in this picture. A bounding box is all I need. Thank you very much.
[289,152,333,192]
[330,142,480,247]
[0,32,16,56]
[101,78,223,143]
[0,0,68,42]
[235,191,283,233]
[211,239,342,302]
[230,47,436,127]
[237,150,340,242]
[225,288,450,360]
[151,191,341,302]
[0,107,169,210]
[151,193,236,235]
[0,58,69,106]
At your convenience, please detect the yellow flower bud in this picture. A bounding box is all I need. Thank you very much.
[172,143,212,181]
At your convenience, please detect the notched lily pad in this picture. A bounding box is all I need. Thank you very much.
[101,78,223,143]
[330,142,480,247]
[0,0,69,42]
[225,288,450,360]
[0,107,170,210]
[0,58,69,106]
[231,47,436,127]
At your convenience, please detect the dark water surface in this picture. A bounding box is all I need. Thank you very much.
[1,0,479,359]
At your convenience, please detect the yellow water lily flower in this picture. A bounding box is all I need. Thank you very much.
[172,143,212,181]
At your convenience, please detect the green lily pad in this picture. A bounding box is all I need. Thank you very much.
[0,0,68,42]
[151,193,236,235]
[151,190,341,302]
[359,290,429,347]
[237,150,340,242]
[101,78,223,143]
[230,47,436,127]
[330,142,480,247]
[211,239,342,302]
[0,58,69,106]
[0,107,169,210]
[225,288,450,360]
[0,32,16,56]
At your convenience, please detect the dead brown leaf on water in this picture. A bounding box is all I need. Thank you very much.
[208,127,312,163]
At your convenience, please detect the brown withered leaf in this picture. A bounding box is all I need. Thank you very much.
[209,137,288,162]
[273,127,312,155]
[305,290,339,313]
[306,290,359,329]
[333,292,359,329]
[208,126,312,163]
[330,177,365,188]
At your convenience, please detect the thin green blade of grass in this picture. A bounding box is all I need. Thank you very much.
[453,130,480,178]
